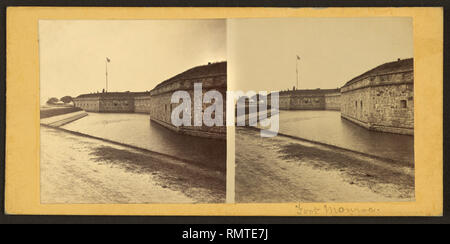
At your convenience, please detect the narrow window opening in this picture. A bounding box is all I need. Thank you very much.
[400,100,407,108]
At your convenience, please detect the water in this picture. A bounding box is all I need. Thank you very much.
[272,110,414,164]
[61,113,226,171]
[61,111,413,168]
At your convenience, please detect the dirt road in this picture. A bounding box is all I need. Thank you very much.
[41,127,225,203]
[235,127,414,203]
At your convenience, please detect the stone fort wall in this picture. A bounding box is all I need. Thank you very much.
[74,92,151,113]
[324,92,341,111]
[73,97,100,112]
[134,95,152,114]
[149,62,227,140]
[340,69,414,135]
[99,97,135,113]
[279,89,341,111]
[73,60,413,136]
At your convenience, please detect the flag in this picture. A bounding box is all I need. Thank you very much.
[106,57,111,62]
[296,55,300,60]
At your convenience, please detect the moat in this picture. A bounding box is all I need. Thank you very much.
[61,112,226,172]
[61,110,413,167]
[274,110,414,164]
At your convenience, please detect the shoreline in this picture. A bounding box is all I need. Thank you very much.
[235,127,414,203]
[40,126,225,204]
[246,125,413,167]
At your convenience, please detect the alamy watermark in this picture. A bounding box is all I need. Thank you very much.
[170,83,279,137]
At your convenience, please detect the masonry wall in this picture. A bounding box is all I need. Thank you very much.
[149,74,227,140]
[370,83,414,133]
[289,95,325,110]
[134,95,152,114]
[279,94,291,110]
[279,90,341,111]
[340,71,414,135]
[324,93,341,110]
[149,92,176,131]
[98,97,135,113]
[340,87,373,124]
[73,97,100,112]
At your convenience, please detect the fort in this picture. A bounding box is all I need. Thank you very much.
[340,58,414,135]
[73,62,226,140]
[279,88,341,111]
[73,91,151,113]
[72,58,413,137]
[149,62,227,140]
[274,58,414,135]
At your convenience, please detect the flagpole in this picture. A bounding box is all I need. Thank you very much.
[105,59,108,93]
[296,56,299,90]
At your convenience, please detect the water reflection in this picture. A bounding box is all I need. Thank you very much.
[61,113,226,172]
[275,110,414,164]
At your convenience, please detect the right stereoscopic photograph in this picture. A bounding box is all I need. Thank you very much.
[230,17,414,203]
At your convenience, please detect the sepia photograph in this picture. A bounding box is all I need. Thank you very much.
[229,17,415,203]
[4,5,444,219]
[39,19,227,204]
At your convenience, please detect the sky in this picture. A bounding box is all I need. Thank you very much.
[39,19,226,103]
[227,17,413,92]
[39,18,413,103]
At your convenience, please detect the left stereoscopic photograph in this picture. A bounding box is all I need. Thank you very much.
[39,20,227,204]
